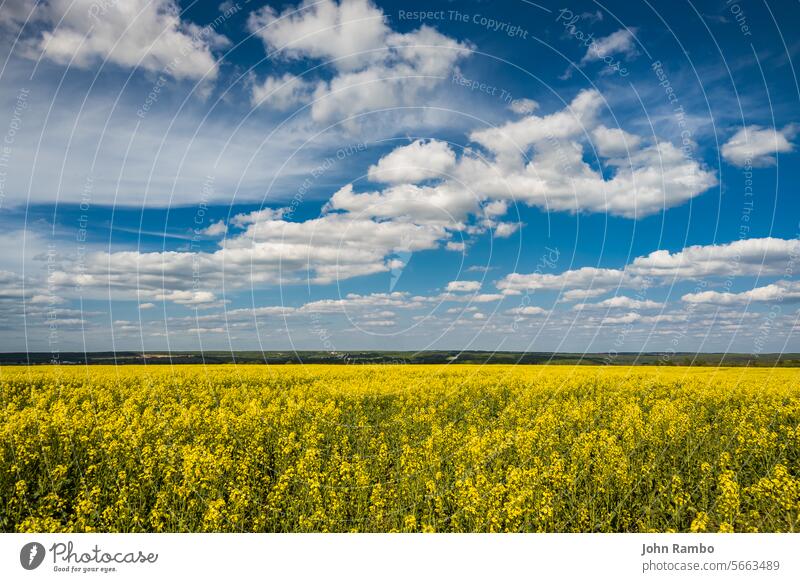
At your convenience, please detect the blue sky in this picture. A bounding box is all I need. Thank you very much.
[0,0,798,354]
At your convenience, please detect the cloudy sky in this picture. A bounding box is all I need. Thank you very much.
[0,0,798,355]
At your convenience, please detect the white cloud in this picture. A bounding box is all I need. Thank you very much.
[721,125,797,167]
[329,89,716,221]
[222,209,453,284]
[28,294,58,304]
[580,28,637,64]
[311,27,469,125]
[509,98,538,115]
[469,293,504,303]
[250,73,316,110]
[300,291,419,313]
[231,207,286,227]
[440,292,503,303]
[682,281,800,305]
[326,182,477,228]
[446,280,481,293]
[201,220,228,237]
[461,90,717,218]
[574,296,663,310]
[33,0,228,80]
[362,310,396,319]
[482,200,508,218]
[248,0,470,123]
[359,318,396,327]
[499,237,799,300]
[247,0,389,71]
[46,204,461,307]
[0,262,96,334]
[508,305,547,316]
[368,140,457,184]
[600,312,642,325]
[560,288,608,302]
[594,312,691,325]
[492,221,521,238]
[591,126,641,157]
[466,265,493,273]
[446,306,477,313]
[153,290,222,308]
[469,89,604,158]
[498,267,629,297]
[626,237,800,278]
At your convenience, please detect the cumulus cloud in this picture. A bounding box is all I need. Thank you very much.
[626,237,800,278]
[574,296,663,310]
[498,266,630,297]
[580,28,638,64]
[560,288,609,302]
[446,280,481,293]
[329,89,716,221]
[46,205,459,307]
[250,73,316,110]
[359,318,396,327]
[368,140,457,184]
[154,290,224,308]
[508,305,547,316]
[600,312,643,325]
[593,312,690,326]
[221,208,456,284]
[492,221,521,238]
[325,182,477,229]
[508,98,538,115]
[247,0,470,122]
[30,0,228,80]
[682,281,800,305]
[300,292,420,313]
[19,89,787,315]
[470,89,603,157]
[591,126,641,157]
[247,0,388,70]
[498,237,799,299]
[200,220,228,237]
[721,125,797,167]
[0,267,88,335]
[462,90,717,218]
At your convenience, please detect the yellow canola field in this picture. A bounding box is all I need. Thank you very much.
[1,364,799,532]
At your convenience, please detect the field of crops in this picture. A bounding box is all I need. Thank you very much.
[1,364,799,532]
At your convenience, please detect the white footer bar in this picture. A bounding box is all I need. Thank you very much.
[2,533,798,581]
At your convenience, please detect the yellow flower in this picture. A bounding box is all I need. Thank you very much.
[0,364,798,532]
